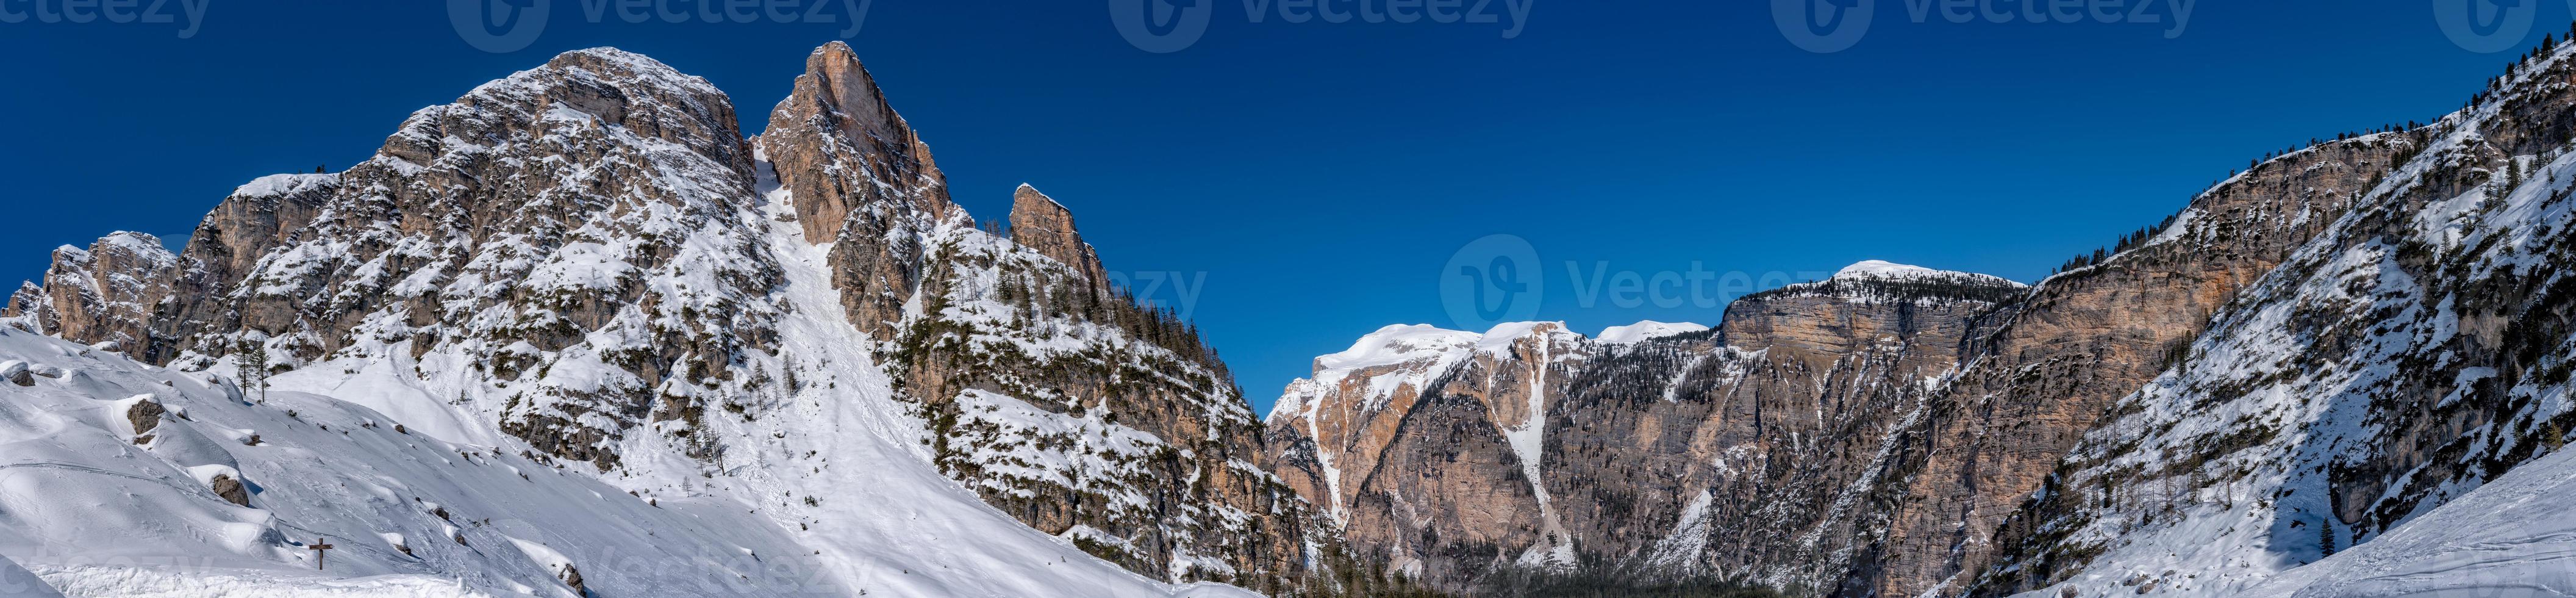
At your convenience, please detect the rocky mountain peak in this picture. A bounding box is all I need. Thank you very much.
[0,42,1338,596]
[760,41,956,243]
[760,43,966,336]
[1007,184,1111,286]
[381,46,753,181]
[791,41,912,153]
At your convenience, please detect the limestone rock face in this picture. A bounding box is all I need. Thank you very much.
[759,41,964,337]
[1268,153,2389,594]
[1008,184,1111,287]
[1345,323,1594,585]
[1264,322,1603,588]
[1267,64,2566,597]
[4,233,179,359]
[1967,48,2576,597]
[867,186,1328,588]
[1267,273,2027,593]
[1869,135,2405,597]
[1,283,41,322]
[160,174,335,362]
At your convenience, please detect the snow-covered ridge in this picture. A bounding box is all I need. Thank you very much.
[231,173,339,199]
[1311,324,1482,375]
[1597,320,1710,344]
[1832,260,2023,287]
[1746,260,2028,308]
[1272,319,1711,422]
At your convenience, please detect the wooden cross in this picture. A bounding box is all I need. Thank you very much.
[309,538,335,571]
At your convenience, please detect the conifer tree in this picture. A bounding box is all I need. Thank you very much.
[235,339,269,403]
[2320,522,2338,557]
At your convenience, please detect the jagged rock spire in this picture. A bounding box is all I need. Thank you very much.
[761,41,957,243]
[1007,184,1110,286]
[761,42,967,336]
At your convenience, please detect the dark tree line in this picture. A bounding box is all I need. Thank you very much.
[1746,272,2027,306]
[2050,214,2179,276]
[992,269,1231,381]
[1475,561,1786,598]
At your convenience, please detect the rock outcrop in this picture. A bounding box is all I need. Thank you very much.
[1865,134,2404,597]
[760,41,964,337]
[125,397,166,444]
[209,474,249,507]
[3,233,179,359]
[1009,184,1111,287]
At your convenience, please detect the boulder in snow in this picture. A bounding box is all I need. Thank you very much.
[209,474,250,507]
[124,397,166,444]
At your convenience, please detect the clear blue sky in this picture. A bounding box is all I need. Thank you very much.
[0,0,2552,416]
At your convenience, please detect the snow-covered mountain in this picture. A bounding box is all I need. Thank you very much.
[13,24,2576,598]
[0,44,1322,597]
[1267,34,2576,598]
[1264,262,2029,593]
[1966,35,2576,598]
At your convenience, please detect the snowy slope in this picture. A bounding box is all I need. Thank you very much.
[0,326,825,597]
[0,292,1253,597]
[2240,446,2576,597]
[0,555,64,598]
[1595,321,1710,345]
[0,46,1262,598]
[1982,38,2576,598]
